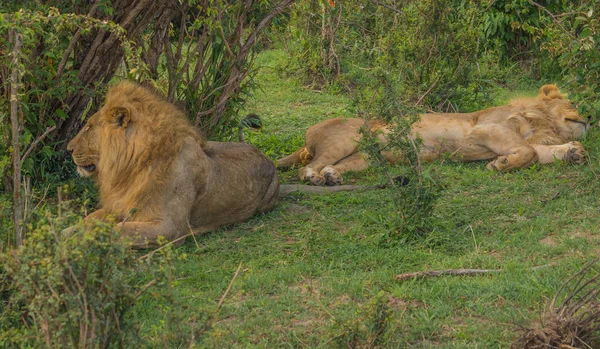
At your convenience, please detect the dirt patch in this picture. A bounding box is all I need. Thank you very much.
[388,296,422,310]
[285,203,311,215]
[539,236,558,247]
[291,278,322,297]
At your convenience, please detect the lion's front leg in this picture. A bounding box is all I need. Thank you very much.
[117,219,181,249]
[84,208,110,221]
[532,142,585,164]
[471,125,539,171]
[486,146,539,171]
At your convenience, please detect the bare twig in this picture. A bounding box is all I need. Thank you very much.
[10,28,23,246]
[371,0,402,14]
[482,0,497,12]
[217,262,243,310]
[57,186,62,219]
[132,279,157,302]
[20,125,56,166]
[137,231,198,260]
[187,221,200,250]
[56,0,100,77]
[527,0,576,40]
[414,80,439,107]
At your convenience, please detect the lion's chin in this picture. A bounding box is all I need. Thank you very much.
[76,164,96,177]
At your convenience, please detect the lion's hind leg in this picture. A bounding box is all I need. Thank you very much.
[318,152,370,186]
[299,145,361,186]
[277,147,312,168]
[299,166,326,186]
[532,142,585,164]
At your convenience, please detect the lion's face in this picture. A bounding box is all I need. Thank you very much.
[537,84,590,140]
[67,106,130,178]
[67,112,102,177]
[555,102,590,140]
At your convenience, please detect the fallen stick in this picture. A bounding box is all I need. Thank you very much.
[395,264,553,281]
[278,183,386,197]
[278,176,409,197]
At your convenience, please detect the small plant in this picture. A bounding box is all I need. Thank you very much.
[329,292,392,348]
[511,259,600,349]
[358,82,443,244]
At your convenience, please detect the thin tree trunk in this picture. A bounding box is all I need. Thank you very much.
[9,28,23,246]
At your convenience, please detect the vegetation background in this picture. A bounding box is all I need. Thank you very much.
[1,0,600,347]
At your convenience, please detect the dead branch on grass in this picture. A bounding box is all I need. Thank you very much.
[279,177,409,197]
[395,264,553,281]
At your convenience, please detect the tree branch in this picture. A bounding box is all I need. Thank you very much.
[395,264,553,281]
[57,0,101,78]
[20,126,56,167]
[10,28,23,246]
[527,0,577,40]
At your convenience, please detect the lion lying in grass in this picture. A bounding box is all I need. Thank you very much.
[278,85,589,186]
[67,82,279,248]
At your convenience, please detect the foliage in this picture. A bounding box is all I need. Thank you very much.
[0,216,181,348]
[0,3,129,186]
[328,292,392,348]
[142,0,295,140]
[0,0,296,191]
[0,0,295,247]
[283,0,497,110]
[357,81,443,243]
[537,2,600,118]
[481,0,600,117]
[281,0,600,119]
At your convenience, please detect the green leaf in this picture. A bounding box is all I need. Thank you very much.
[579,28,591,39]
[55,109,68,120]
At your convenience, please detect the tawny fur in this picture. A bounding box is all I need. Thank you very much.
[279,84,589,186]
[67,81,279,247]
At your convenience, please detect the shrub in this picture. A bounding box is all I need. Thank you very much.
[0,217,176,347]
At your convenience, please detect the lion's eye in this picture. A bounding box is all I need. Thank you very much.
[565,118,587,126]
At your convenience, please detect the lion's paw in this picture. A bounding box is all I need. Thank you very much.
[486,156,509,171]
[320,166,343,186]
[564,142,585,164]
[299,167,326,186]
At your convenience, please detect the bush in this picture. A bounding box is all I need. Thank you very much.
[0,217,176,347]
[357,80,444,244]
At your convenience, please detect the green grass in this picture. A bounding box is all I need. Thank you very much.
[126,49,600,347]
[5,49,597,347]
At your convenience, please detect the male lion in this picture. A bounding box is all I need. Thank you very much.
[67,82,279,248]
[278,85,589,186]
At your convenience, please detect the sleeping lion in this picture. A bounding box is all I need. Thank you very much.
[278,85,590,186]
[67,82,279,248]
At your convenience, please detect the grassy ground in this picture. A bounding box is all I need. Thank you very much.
[135,50,600,348]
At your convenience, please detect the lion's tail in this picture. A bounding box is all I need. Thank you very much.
[276,147,312,168]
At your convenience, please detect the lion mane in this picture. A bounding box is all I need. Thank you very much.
[278,84,589,186]
[68,81,279,247]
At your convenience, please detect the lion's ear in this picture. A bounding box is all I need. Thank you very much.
[539,84,564,100]
[109,106,131,128]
